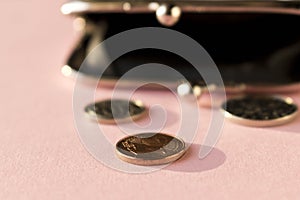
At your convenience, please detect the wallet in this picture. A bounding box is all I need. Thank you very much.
[61,0,300,93]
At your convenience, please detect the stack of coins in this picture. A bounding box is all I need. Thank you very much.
[84,89,298,166]
[85,99,186,166]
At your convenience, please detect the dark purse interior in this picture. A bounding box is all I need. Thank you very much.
[67,12,300,86]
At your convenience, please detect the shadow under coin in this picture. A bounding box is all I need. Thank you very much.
[165,144,226,173]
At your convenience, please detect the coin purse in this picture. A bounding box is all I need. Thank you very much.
[61,0,300,126]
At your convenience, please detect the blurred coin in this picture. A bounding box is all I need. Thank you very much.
[116,133,186,166]
[85,99,146,124]
[221,95,298,127]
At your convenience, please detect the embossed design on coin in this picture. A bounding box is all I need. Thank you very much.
[116,133,186,166]
[85,99,146,124]
[221,96,298,127]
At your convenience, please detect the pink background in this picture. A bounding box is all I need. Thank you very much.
[1,0,300,199]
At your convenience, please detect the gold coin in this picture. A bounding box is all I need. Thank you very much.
[116,133,186,166]
[85,99,146,124]
[221,95,298,127]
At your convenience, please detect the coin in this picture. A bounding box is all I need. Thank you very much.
[85,99,146,124]
[221,95,298,127]
[115,133,186,166]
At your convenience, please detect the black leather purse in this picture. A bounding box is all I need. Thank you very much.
[61,0,300,92]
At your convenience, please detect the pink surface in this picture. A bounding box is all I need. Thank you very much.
[1,1,300,199]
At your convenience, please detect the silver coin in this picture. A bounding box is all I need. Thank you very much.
[116,133,186,166]
[85,99,146,124]
[221,95,298,127]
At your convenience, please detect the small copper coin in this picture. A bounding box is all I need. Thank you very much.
[221,95,298,127]
[116,133,186,166]
[85,99,146,124]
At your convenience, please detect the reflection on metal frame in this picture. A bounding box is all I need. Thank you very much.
[61,64,300,93]
[61,1,300,15]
